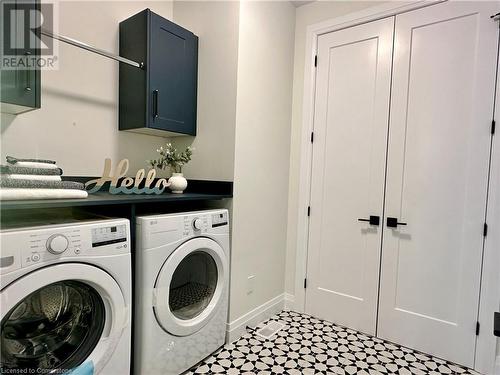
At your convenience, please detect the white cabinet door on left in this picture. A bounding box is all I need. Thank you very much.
[305,17,394,336]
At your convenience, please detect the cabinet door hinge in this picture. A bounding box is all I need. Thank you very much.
[304,278,307,289]
[484,223,488,237]
[314,55,317,67]
[311,132,314,143]
[307,206,311,217]
[492,120,496,135]
[476,321,480,335]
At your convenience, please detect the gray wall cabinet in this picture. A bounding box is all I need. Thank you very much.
[0,0,41,114]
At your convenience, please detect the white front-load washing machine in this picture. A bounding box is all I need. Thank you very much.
[135,209,230,375]
[0,215,132,374]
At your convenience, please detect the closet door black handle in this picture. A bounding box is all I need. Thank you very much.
[153,89,159,119]
[358,215,380,226]
[494,312,500,337]
[387,217,407,228]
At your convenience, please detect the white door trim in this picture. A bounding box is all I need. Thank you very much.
[294,0,499,372]
[476,32,500,374]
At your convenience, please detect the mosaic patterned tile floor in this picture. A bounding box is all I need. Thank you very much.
[186,310,480,375]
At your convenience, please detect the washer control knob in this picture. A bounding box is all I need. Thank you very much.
[47,234,69,254]
[192,218,203,231]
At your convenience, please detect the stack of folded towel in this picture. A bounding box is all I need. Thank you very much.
[0,156,88,200]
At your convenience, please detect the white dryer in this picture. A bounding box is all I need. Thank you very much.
[135,209,230,375]
[0,215,131,374]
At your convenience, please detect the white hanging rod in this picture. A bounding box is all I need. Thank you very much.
[41,29,144,69]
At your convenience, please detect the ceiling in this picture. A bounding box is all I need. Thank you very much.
[290,1,315,8]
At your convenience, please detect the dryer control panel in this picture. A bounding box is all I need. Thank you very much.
[0,219,130,274]
[182,210,229,236]
[137,209,229,250]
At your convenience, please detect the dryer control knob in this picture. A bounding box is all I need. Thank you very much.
[192,218,203,231]
[47,234,69,254]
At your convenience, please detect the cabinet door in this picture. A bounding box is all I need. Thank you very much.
[0,0,40,113]
[378,1,498,367]
[305,17,393,336]
[148,15,198,135]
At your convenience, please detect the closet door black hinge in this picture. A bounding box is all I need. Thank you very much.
[483,223,488,237]
[304,278,307,289]
[307,206,311,217]
[476,321,480,335]
[314,55,317,67]
[311,132,314,143]
[492,120,496,135]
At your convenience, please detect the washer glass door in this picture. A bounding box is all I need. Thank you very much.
[1,281,105,371]
[154,237,228,336]
[0,263,127,373]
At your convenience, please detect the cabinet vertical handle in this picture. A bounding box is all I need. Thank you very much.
[25,52,32,92]
[153,89,159,119]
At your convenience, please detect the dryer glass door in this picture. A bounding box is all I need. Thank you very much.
[0,263,127,373]
[169,251,218,320]
[154,237,228,336]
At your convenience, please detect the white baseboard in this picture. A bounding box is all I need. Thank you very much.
[284,293,295,310]
[226,293,285,343]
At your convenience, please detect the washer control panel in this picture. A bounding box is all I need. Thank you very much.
[91,224,127,248]
[192,218,203,231]
[26,228,84,267]
[46,234,70,254]
[0,219,130,272]
[212,212,229,228]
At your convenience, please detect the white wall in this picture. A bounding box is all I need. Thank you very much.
[285,0,387,297]
[0,0,295,329]
[172,1,240,182]
[230,0,295,321]
[0,1,173,176]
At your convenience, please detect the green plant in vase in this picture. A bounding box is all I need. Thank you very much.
[149,143,194,194]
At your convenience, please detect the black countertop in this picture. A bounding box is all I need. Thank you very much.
[0,179,233,210]
[0,191,232,210]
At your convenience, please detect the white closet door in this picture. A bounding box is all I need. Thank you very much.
[378,1,499,367]
[306,17,394,335]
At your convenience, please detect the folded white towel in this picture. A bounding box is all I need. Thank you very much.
[14,161,60,170]
[3,174,62,182]
[0,188,88,200]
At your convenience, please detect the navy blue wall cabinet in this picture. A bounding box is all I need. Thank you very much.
[0,0,41,114]
[119,9,198,136]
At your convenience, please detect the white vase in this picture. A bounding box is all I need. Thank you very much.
[168,173,188,194]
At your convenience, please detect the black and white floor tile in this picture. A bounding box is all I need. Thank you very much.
[185,310,480,375]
